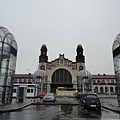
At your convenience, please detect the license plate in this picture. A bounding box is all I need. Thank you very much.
[90,105,96,107]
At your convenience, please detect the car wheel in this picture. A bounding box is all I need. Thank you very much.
[97,107,102,115]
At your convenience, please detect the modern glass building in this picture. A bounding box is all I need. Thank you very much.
[112,33,120,106]
[77,70,93,93]
[0,26,18,104]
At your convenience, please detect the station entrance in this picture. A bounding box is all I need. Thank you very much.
[50,68,73,93]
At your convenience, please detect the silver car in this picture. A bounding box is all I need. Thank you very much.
[43,93,56,102]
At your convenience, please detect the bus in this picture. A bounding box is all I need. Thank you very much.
[56,87,77,95]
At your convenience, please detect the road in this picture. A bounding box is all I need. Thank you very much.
[0,104,120,120]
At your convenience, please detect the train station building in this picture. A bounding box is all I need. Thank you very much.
[38,44,85,93]
[14,44,116,94]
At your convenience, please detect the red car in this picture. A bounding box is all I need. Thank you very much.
[38,92,46,98]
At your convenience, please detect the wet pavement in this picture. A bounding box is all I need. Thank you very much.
[0,95,120,119]
[0,104,120,120]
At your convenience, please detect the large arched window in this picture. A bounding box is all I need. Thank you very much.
[100,87,103,93]
[105,87,108,93]
[110,87,113,92]
[52,69,72,84]
[95,86,98,93]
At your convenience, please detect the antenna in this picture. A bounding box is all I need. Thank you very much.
[27,68,30,73]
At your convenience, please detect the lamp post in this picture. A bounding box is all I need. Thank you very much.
[83,79,84,93]
[41,77,43,92]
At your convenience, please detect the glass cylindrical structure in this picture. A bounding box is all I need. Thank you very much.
[0,27,18,104]
[112,33,120,106]
[77,70,92,93]
[33,70,47,93]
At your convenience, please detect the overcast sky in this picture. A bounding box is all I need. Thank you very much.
[0,0,120,75]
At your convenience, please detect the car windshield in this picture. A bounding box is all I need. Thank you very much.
[85,95,97,98]
[46,93,54,96]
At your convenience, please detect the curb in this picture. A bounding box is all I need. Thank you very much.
[0,103,32,113]
[101,105,120,114]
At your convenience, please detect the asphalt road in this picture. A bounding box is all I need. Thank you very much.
[0,105,120,120]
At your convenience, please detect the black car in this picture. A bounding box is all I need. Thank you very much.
[79,93,101,111]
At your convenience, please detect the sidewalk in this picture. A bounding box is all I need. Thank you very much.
[100,97,120,113]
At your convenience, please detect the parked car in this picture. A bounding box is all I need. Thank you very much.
[79,93,101,111]
[43,93,56,102]
[106,92,115,95]
[38,92,46,98]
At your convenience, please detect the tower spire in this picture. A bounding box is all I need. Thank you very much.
[76,44,85,63]
[39,44,48,63]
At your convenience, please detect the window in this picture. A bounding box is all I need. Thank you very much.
[111,80,114,83]
[72,65,75,70]
[28,79,32,83]
[97,80,100,84]
[13,89,16,93]
[48,65,51,70]
[79,66,83,71]
[100,87,103,93]
[27,89,30,93]
[31,89,33,93]
[105,87,108,93]
[23,79,26,83]
[14,79,17,83]
[110,87,113,92]
[85,95,97,98]
[52,69,72,84]
[40,65,45,70]
[60,60,63,64]
[102,80,105,83]
[64,61,67,65]
[19,79,22,83]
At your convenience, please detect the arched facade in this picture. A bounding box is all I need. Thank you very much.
[52,69,72,84]
[38,44,86,92]
[49,67,75,93]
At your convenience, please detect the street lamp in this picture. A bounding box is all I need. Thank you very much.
[83,79,85,93]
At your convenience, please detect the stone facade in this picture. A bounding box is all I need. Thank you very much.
[13,44,116,94]
[14,74,116,94]
[38,44,85,92]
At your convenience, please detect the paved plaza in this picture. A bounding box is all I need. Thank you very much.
[0,95,120,113]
